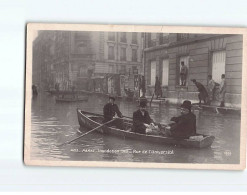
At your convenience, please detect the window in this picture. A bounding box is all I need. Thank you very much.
[120,47,126,61]
[132,49,137,62]
[212,51,226,83]
[108,32,115,41]
[132,32,137,44]
[179,56,189,86]
[108,46,114,60]
[120,32,127,42]
[150,60,156,85]
[162,59,169,86]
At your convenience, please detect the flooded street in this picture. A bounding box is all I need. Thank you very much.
[30,93,241,164]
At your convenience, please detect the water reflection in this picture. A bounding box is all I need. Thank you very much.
[31,93,241,164]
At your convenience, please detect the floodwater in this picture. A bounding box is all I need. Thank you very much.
[30,93,241,164]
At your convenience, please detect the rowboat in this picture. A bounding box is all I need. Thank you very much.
[77,109,215,148]
[55,96,88,102]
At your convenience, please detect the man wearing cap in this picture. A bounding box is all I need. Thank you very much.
[164,100,196,138]
[191,79,208,106]
[103,96,124,129]
[132,100,157,134]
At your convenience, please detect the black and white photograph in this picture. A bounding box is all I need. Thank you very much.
[24,24,246,170]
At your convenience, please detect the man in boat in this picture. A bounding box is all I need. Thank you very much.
[191,79,208,106]
[163,100,196,138]
[132,100,159,134]
[103,96,124,129]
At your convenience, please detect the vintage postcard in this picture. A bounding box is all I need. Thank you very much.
[24,23,247,170]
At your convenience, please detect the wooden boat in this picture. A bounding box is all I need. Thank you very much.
[56,96,88,102]
[77,109,215,148]
[192,103,241,115]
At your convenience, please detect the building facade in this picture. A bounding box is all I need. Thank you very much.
[144,33,243,108]
[32,31,144,93]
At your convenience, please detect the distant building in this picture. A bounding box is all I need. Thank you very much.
[144,33,242,108]
[32,31,144,92]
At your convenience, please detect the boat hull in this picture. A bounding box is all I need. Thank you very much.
[77,109,215,148]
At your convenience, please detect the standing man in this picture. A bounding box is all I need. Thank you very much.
[164,100,196,138]
[191,79,208,106]
[207,75,215,105]
[180,61,188,86]
[103,96,124,129]
[154,76,162,99]
[132,100,157,134]
[219,74,226,107]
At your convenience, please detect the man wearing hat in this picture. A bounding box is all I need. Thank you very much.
[191,79,208,106]
[132,100,157,134]
[164,100,196,138]
[103,96,124,129]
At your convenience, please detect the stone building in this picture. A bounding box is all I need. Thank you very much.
[33,31,144,93]
[144,33,243,108]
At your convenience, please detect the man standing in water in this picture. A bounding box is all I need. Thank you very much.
[164,100,196,138]
[154,76,162,99]
[103,96,124,129]
[191,79,208,106]
[219,74,226,107]
[207,75,216,105]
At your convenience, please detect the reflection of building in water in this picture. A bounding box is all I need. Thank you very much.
[144,33,242,108]
[32,31,144,93]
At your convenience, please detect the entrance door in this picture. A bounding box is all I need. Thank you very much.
[162,59,169,86]
[212,51,226,83]
[150,60,156,85]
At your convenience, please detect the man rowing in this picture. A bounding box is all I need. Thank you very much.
[103,96,124,129]
[132,100,159,134]
[163,100,196,138]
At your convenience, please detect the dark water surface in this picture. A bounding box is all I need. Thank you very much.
[31,93,241,164]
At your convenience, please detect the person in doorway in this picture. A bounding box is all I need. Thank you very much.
[103,96,124,129]
[32,84,38,96]
[219,74,226,107]
[132,100,159,135]
[163,100,196,138]
[154,76,162,99]
[180,61,188,86]
[207,75,216,105]
[191,79,208,106]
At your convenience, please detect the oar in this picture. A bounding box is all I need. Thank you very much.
[58,118,116,147]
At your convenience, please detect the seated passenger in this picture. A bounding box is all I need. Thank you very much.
[164,100,196,138]
[132,100,158,134]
